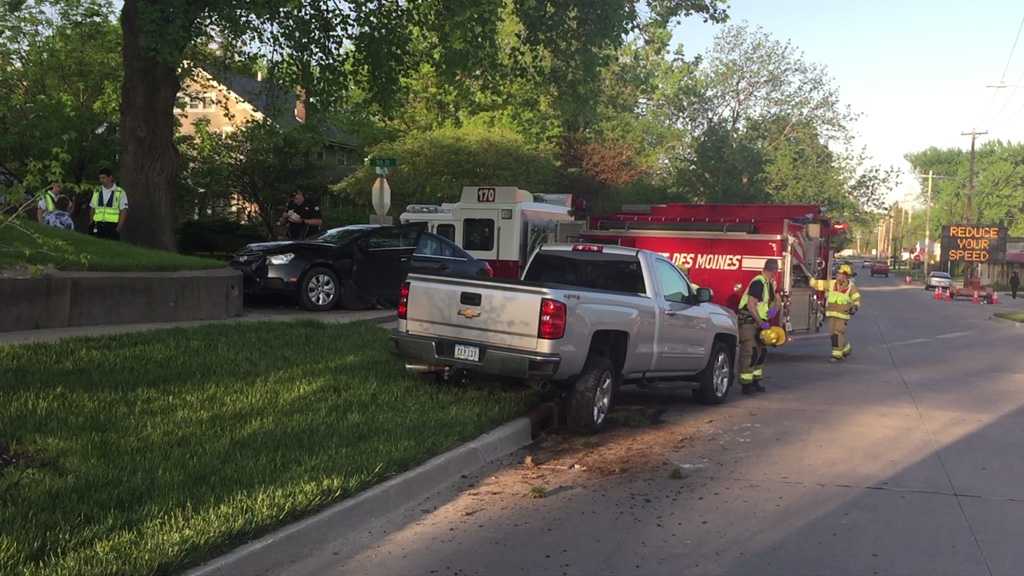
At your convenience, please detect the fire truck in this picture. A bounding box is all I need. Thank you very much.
[580,203,840,333]
[399,186,578,278]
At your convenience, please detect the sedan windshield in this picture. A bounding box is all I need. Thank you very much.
[317,227,372,245]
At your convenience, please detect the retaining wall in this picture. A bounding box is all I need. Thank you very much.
[0,268,242,333]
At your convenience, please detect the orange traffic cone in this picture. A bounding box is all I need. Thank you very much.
[945,288,954,302]
[992,291,999,305]
[972,290,980,304]
[933,287,941,301]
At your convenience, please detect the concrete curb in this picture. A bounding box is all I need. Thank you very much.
[990,314,1024,327]
[184,416,534,576]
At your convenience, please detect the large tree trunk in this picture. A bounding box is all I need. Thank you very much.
[119,0,181,250]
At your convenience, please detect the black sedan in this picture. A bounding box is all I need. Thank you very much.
[231,224,493,311]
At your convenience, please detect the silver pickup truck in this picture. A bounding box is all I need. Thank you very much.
[393,244,739,432]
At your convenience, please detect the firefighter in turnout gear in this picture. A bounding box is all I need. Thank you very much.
[737,259,781,394]
[810,263,861,361]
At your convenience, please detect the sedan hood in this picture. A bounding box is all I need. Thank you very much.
[241,240,333,254]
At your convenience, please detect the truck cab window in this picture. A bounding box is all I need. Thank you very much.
[524,252,645,294]
[464,219,495,251]
[655,260,691,303]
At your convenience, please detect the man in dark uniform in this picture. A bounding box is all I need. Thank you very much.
[278,191,322,240]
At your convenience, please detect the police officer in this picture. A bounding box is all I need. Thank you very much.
[89,168,127,240]
[278,191,322,240]
[737,259,780,394]
[810,263,861,361]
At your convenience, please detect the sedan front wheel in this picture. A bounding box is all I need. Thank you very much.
[299,267,340,311]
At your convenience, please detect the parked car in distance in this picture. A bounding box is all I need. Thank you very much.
[862,259,872,268]
[925,271,953,291]
[870,261,890,277]
[393,244,739,433]
[231,224,493,311]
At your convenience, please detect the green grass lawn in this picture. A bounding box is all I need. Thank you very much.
[995,311,1024,323]
[0,219,224,272]
[0,321,534,576]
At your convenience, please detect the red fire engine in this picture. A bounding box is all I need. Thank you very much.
[581,203,840,333]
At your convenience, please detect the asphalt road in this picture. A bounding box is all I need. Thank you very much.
[289,274,1024,576]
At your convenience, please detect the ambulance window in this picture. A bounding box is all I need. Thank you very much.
[436,224,455,242]
[464,219,495,251]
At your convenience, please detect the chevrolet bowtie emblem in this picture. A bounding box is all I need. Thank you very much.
[458,307,481,319]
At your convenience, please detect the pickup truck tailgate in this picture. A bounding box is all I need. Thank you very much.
[405,274,544,351]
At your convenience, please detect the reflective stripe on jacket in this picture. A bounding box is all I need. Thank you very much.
[810,278,861,319]
[91,187,124,223]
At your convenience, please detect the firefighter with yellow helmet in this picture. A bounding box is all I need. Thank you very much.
[810,263,861,361]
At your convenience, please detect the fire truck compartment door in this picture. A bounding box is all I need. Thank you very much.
[787,287,819,333]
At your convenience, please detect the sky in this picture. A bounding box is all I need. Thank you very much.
[671,0,1024,205]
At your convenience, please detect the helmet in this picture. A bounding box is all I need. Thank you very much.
[759,326,788,347]
[838,264,853,276]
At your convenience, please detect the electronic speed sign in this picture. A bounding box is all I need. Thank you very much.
[941,225,1007,264]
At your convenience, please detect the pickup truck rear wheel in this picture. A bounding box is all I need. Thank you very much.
[696,342,733,405]
[567,356,616,434]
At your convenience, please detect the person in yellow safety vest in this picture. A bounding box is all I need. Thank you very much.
[737,259,781,394]
[810,263,861,362]
[89,167,128,240]
[36,182,62,223]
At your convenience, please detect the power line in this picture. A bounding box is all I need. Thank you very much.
[999,14,1024,82]
[984,13,1024,128]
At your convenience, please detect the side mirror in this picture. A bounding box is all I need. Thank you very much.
[696,287,714,303]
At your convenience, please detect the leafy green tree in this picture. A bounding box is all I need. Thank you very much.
[0,0,120,184]
[334,122,561,213]
[671,23,896,219]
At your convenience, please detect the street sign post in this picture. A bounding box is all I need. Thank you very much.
[368,157,397,176]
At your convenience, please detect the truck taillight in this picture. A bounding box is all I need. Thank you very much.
[483,262,494,278]
[572,244,604,252]
[398,282,410,319]
[538,298,566,340]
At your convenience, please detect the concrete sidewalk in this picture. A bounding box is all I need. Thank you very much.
[0,308,394,345]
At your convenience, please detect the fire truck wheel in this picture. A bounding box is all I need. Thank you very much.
[566,356,616,434]
[696,342,733,405]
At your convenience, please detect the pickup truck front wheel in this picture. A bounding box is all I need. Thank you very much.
[696,342,733,405]
[567,356,616,434]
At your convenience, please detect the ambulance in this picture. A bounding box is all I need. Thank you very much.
[399,186,579,278]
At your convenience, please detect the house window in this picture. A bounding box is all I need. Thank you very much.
[189,97,204,110]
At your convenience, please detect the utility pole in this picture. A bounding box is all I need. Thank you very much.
[924,170,933,277]
[886,209,894,265]
[961,129,988,224]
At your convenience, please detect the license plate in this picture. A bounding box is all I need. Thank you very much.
[453,344,480,362]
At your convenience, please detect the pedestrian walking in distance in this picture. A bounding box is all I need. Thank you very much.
[811,263,861,362]
[89,168,127,240]
[1011,271,1020,300]
[737,259,781,394]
